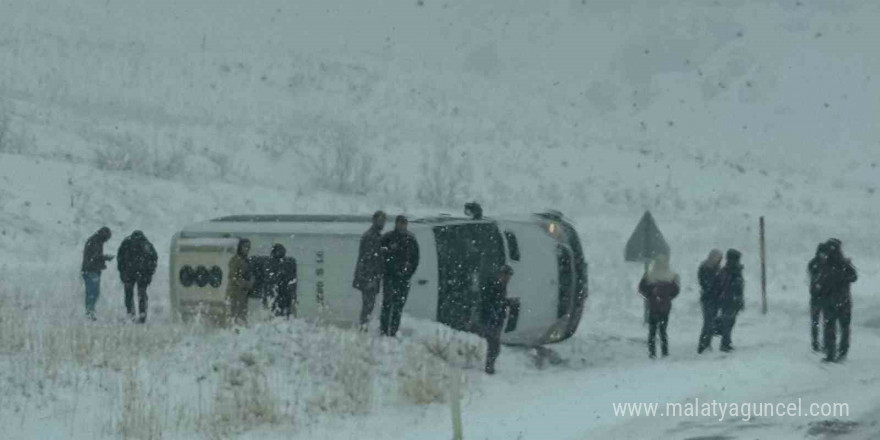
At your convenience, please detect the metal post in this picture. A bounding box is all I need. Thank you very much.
[760,217,767,314]
[450,367,463,440]
[643,260,650,324]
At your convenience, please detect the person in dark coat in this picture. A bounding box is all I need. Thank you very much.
[481,265,513,375]
[638,255,680,358]
[227,239,254,326]
[353,211,386,329]
[116,230,158,323]
[248,255,272,308]
[379,215,420,337]
[819,238,857,362]
[807,242,831,352]
[717,249,745,352]
[81,226,114,320]
[697,249,723,353]
[267,243,298,318]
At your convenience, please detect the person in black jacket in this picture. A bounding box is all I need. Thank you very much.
[248,255,272,308]
[116,230,158,323]
[353,211,386,329]
[819,238,857,362]
[267,243,298,318]
[717,249,745,352]
[807,242,830,352]
[379,215,420,337]
[481,265,513,375]
[697,249,723,354]
[81,227,114,320]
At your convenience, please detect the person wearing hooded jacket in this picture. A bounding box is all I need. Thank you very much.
[807,242,831,352]
[638,254,680,358]
[81,226,114,320]
[697,249,723,353]
[116,230,158,323]
[819,238,857,362]
[266,243,298,319]
[717,249,745,352]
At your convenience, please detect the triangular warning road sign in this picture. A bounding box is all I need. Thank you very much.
[625,211,670,263]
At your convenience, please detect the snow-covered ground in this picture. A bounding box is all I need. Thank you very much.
[1,0,879,438]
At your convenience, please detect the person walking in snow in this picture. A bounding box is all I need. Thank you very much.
[267,243,297,319]
[81,226,114,320]
[818,238,857,362]
[481,265,513,375]
[116,230,158,323]
[638,254,680,358]
[227,238,254,326]
[717,249,745,352]
[353,210,386,329]
[379,215,420,337]
[807,242,831,352]
[697,249,723,353]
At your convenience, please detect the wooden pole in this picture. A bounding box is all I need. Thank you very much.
[450,367,463,440]
[760,216,767,314]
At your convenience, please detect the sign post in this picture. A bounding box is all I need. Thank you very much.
[450,367,463,440]
[625,211,671,323]
[760,216,767,314]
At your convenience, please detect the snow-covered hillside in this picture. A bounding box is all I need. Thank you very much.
[1,0,879,438]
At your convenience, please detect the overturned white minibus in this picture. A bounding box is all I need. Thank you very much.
[169,211,587,345]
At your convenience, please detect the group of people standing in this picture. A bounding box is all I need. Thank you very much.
[352,211,421,337]
[696,248,745,354]
[225,239,298,326]
[638,239,857,363]
[352,210,512,374]
[637,250,743,359]
[81,227,158,322]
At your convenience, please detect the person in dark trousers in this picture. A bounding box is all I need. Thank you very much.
[81,226,114,320]
[248,255,272,309]
[697,249,723,353]
[807,242,831,352]
[227,239,254,326]
[717,249,745,352]
[353,211,386,329]
[267,243,298,318]
[638,254,680,358]
[379,215,420,337]
[116,230,158,323]
[819,238,857,362]
[481,265,513,375]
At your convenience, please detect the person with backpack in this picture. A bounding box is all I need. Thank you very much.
[638,254,680,358]
[717,249,745,352]
[116,230,158,323]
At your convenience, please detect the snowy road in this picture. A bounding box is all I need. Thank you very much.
[278,306,880,440]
